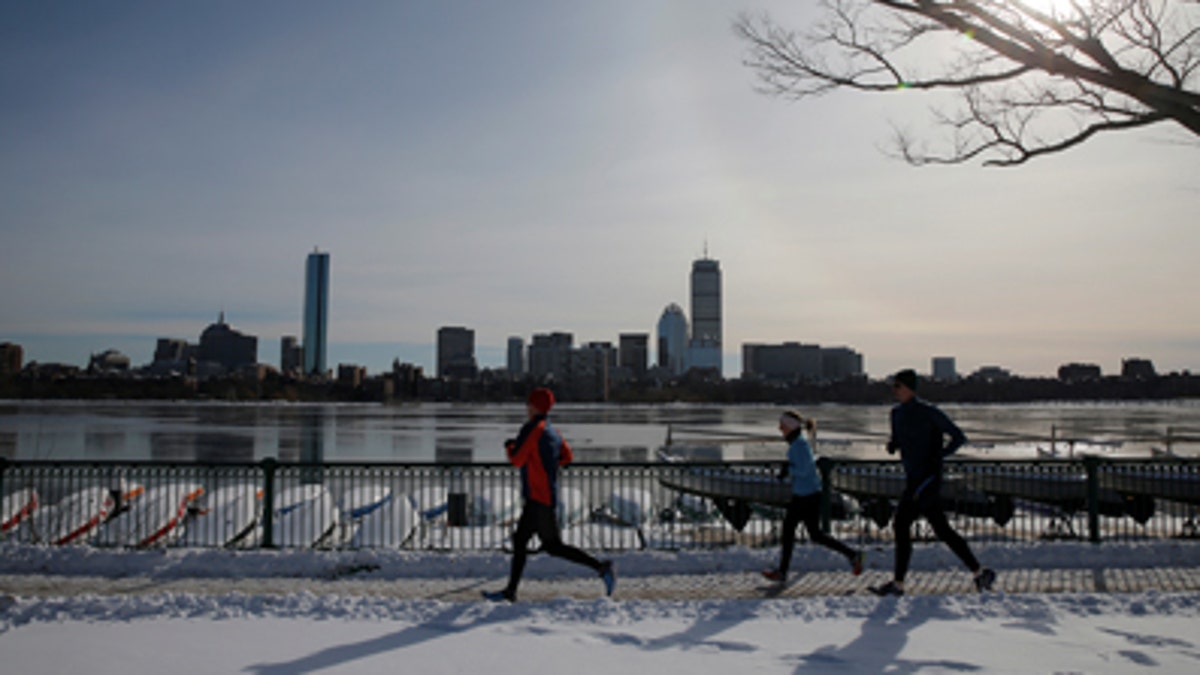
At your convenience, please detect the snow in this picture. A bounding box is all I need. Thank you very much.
[2,542,1199,673]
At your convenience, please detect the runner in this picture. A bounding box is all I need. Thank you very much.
[483,388,615,602]
[870,369,996,596]
[762,410,864,583]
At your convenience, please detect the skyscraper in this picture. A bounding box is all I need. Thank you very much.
[437,326,477,380]
[507,336,525,378]
[656,303,688,376]
[618,333,649,376]
[688,254,722,375]
[303,248,330,377]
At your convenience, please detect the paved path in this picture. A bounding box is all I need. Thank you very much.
[4,567,1199,603]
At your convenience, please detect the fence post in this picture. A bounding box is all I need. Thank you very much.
[817,457,833,533]
[0,456,8,506]
[1083,455,1101,544]
[260,457,277,549]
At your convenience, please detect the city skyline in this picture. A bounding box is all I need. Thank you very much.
[2,2,1197,379]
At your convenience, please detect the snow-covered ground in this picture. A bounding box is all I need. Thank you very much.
[2,542,1199,673]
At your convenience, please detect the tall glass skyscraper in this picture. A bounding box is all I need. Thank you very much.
[656,303,688,376]
[303,249,330,377]
[688,256,722,375]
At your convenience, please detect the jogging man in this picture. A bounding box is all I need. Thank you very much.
[483,388,615,602]
[871,369,996,596]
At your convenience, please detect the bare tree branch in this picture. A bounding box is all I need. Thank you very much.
[735,0,1200,166]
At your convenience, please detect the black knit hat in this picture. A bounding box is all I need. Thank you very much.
[893,369,918,392]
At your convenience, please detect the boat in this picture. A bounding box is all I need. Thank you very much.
[272,484,339,548]
[1098,465,1200,506]
[31,486,116,545]
[832,466,1015,527]
[182,484,263,548]
[469,485,521,526]
[606,487,655,526]
[558,486,588,527]
[339,485,393,521]
[100,483,205,547]
[659,469,790,507]
[968,469,1155,524]
[1,488,38,534]
[411,486,449,521]
[350,494,418,548]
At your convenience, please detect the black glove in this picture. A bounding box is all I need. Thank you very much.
[886,440,899,455]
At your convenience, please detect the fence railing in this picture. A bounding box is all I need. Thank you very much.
[1,457,1196,551]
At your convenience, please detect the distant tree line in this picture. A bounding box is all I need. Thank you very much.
[4,368,1198,405]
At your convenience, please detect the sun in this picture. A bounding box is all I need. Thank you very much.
[1015,0,1080,18]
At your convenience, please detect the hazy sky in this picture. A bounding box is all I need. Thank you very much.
[2,1,1197,378]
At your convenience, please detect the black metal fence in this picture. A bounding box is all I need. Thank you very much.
[1,456,1196,551]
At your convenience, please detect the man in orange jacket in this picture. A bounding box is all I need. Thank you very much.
[483,388,615,602]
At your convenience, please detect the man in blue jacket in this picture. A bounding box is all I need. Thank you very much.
[870,369,996,596]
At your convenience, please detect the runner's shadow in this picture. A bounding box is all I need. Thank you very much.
[792,600,983,673]
[242,605,500,675]
[592,603,757,653]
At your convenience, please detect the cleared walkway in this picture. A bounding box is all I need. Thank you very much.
[4,566,1199,603]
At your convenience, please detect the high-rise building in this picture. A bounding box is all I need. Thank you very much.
[281,336,303,374]
[932,357,958,382]
[1121,357,1156,380]
[820,346,864,382]
[303,248,330,377]
[528,332,573,381]
[0,342,22,376]
[656,303,688,376]
[437,326,477,380]
[507,337,525,378]
[197,312,257,373]
[688,255,722,375]
[619,333,649,376]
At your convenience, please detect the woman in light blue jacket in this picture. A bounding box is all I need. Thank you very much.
[763,410,864,583]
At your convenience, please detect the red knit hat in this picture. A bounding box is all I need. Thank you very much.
[528,388,555,414]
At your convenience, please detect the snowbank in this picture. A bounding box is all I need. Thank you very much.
[1,540,1196,581]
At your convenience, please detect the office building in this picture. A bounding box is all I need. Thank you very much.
[619,333,649,376]
[1058,363,1102,383]
[932,357,958,382]
[656,303,688,376]
[197,312,257,373]
[689,256,722,376]
[742,342,863,383]
[742,342,822,382]
[0,342,21,376]
[303,248,330,377]
[437,326,477,380]
[528,332,573,381]
[568,344,610,401]
[507,337,525,378]
[280,336,303,374]
[1121,357,1156,380]
[819,346,864,381]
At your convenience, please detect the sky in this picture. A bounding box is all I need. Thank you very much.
[1,1,1197,379]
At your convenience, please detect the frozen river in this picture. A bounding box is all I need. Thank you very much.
[1,399,1198,464]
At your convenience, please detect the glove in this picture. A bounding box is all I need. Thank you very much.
[504,439,516,453]
[886,440,899,455]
